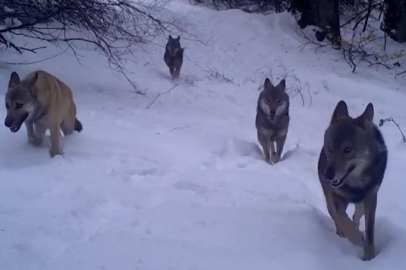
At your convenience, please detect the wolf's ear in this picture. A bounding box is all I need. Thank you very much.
[8,72,20,90]
[331,100,349,124]
[168,35,173,40]
[264,78,273,90]
[277,79,286,91]
[27,72,39,96]
[28,72,38,87]
[357,103,374,128]
[176,36,180,41]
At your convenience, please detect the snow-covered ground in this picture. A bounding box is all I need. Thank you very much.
[0,1,406,269]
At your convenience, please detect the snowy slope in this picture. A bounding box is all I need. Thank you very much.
[0,1,406,269]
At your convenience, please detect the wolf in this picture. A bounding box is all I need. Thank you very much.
[164,35,184,78]
[4,70,83,158]
[255,78,290,164]
[318,100,388,261]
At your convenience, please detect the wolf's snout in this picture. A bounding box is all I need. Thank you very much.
[4,117,13,128]
[10,125,19,133]
[269,110,276,116]
[324,167,335,180]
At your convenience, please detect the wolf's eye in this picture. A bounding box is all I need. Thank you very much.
[277,99,282,104]
[326,146,333,153]
[5,103,9,109]
[15,102,23,109]
[343,147,353,154]
[266,99,271,104]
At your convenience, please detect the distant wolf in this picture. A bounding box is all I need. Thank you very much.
[255,78,290,164]
[318,100,388,261]
[4,70,83,158]
[164,35,184,78]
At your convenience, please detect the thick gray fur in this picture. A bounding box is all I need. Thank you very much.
[255,78,290,164]
[317,100,388,261]
[164,35,184,78]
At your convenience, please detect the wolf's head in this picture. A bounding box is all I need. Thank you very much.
[258,78,289,123]
[4,71,38,133]
[322,101,377,188]
[166,35,182,56]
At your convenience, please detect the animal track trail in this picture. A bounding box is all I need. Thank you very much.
[172,180,209,196]
[106,154,166,185]
[200,137,263,171]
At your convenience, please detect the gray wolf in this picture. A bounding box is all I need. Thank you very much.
[4,70,83,158]
[164,35,184,78]
[318,100,388,261]
[255,78,290,164]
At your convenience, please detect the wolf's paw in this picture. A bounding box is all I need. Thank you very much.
[265,159,273,165]
[348,230,364,247]
[50,148,63,158]
[271,153,280,164]
[362,246,376,261]
[28,136,43,146]
[352,214,361,227]
[336,228,345,238]
[263,153,272,165]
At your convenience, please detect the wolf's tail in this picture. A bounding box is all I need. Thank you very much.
[75,118,83,132]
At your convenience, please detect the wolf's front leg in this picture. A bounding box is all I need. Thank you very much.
[49,120,63,158]
[269,140,283,164]
[25,121,42,146]
[363,195,377,261]
[353,203,364,227]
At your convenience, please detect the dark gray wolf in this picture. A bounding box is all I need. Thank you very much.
[318,100,388,261]
[5,70,83,158]
[255,78,290,164]
[164,35,184,78]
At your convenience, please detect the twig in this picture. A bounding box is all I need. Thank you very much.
[4,48,68,65]
[304,82,312,108]
[379,117,406,143]
[288,74,305,106]
[136,87,148,96]
[255,61,312,108]
[0,0,187,90]
[169,125,190,132]
[396,70,406,77]
[340,2,383,28]
[146,85,178,109]
[275,57,288,79]
[195,63,234,84]
[362,0,373,32]
[297,7,393,74]
[243,77,255,84]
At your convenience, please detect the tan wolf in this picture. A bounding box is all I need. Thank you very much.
[5,70,83,158]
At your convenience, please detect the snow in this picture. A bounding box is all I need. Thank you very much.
[0,0,406,269]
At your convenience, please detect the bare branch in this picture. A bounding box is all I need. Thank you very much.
[195,63,234,84]
[396,70,406,77]
[0,0,185,90]
[169,125,190,132]
[254,60,312,108]
[5,48,68,65]
[146,85,179,109]
[379,117,406,143]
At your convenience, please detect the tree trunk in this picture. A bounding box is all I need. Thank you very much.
[384,0,406,43]
[291,0,341,44]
